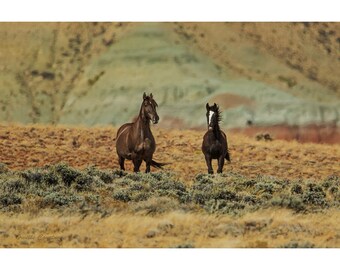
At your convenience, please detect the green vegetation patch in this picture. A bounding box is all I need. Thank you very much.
[0,163,339,215]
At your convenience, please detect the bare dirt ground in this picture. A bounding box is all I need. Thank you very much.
[0,124,339,183]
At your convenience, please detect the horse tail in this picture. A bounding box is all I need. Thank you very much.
[225,149,231,162]
[150,160,169,169]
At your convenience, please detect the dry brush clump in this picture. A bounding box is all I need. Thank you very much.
[0,163,339,216]
[191,173,340,214]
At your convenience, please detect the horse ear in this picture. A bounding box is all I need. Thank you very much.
[150,93,153,99]
[206,103,209,111]
[143,92,147,100]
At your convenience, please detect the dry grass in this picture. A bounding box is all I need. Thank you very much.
[1,209,339,248]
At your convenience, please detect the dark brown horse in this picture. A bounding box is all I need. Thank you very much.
[115,92,166,173]
[202,103,230,174]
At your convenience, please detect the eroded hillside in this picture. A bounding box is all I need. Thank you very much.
[0,22,339,139]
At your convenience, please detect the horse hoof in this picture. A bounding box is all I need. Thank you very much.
[208,170,213,174]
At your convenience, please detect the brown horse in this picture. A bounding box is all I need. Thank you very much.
[115,92,166,173]
[202,103,230,174]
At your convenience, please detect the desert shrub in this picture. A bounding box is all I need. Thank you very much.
[84,194,100,204]
[85,166,125,183]
[125,173,143,181]
[329,186,338,197]
[254,182,276,194]
[204,199,245,215]
[130,182,145,191]
[0,165,338,215]
[73,173,94,191]
[194,173,214,184]
[109,172,190,205]
[150,176,189,202]
[42,170,60,186]
[42,192,82,207]
[54,163,81,186]
[271,194,306,212]
[130,191,151,202]
[0,193,22,207]
[1,177,26,193]
[21,169,45,185]
[130,197,180,215]
[20,168,61,187]
[243,194,258,205]
[72,173,104,192]
[303,183,327,207]
[113,188,131,202]
[322,175,340,189]
[288,195,306,212]
[242,179,257,188]
[0,163,9,174]
[291,184,303,194]
[260,192,273,201]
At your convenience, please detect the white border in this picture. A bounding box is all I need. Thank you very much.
[1,249,340,270]
[0,0,339,21]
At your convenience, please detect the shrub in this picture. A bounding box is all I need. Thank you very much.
[131,197,180,215]
[113,189,131,202]
[73,173,95,192]
[42,192,82,207]
[0,194,22,207]
[303,184,327,207]
[85,166,125,183]
[0,163,9,174]
[0,165,338,215]
[21,169,45,185]
[54,163,81,186]
[42,170,60,186]
[2,177,26,193]
[255,182,275,194]
[291,184,303,194]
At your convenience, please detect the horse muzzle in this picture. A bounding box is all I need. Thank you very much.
[152,116,159,124]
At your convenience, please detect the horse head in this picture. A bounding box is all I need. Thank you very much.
[206,103,220,130]
[142,92,159,124]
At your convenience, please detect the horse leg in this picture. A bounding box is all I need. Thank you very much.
[145,157,152,173]
[217,155,225,173]
[118,155,125,171]
[133,158,143,173]
[204,154,213,174]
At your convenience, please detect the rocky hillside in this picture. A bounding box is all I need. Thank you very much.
[0,22,339,140]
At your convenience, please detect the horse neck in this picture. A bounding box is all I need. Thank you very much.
[133,106,150,139]
[212,122,221,139]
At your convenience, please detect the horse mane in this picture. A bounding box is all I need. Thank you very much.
[214,105,222,125]
[151,98,158,108]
